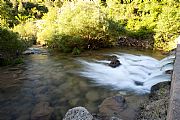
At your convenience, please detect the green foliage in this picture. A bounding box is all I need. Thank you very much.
[2,0,179,54]
[72,47,81,55]
[0,27,24,54]
[0,0,48,27]
[105,0,180,51]
[36,7,58,45]
[22,2,48,18]
[40,2,124,53]
[47,35,85,53]
[35,0,180,52]
[154,3,180,51]
[13,21,38,45]
[0,27,26,65]
[0,0,17,27]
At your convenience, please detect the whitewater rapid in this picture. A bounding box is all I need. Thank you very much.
[79,53,175,94]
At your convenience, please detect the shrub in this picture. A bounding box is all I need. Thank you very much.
[22,0,179,53]
[13,21,38,46]
[40,1,125,53]
[36,7,58,45]
[47,34,85,53]
[105,0,179,51]
[57,2,113,48]
[154,3,180,51]
[0,0,17,27]
[0,27,26,65]
[105,0,155,40]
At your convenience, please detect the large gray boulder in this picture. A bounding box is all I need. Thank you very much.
[63,106,93,120]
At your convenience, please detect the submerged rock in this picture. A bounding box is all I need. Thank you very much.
[63,106,93,120]
[99,96,127,116]
[134,80,143,86]
[31,102,54,120]
[99,96,131,120]
[165,70,173,74]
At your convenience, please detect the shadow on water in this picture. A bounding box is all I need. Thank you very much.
[0,47,167,120]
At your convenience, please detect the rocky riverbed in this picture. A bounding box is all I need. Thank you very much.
[62,81,171,120]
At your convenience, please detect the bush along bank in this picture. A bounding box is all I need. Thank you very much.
[0,27,30,66]
[34,0,179,54]
[2,0,179,55]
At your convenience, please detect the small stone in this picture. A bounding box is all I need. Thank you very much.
[63,106,93,120]
[108,56,121,68]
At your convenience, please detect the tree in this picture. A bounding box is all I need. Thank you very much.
[0,0,17,27]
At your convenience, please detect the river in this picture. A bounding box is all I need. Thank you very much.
[0,47,169,120]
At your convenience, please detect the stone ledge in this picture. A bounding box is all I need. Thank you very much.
[167,45,180,120]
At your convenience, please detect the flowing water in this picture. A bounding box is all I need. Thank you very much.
[79,53,174,94]
[0,47,174,120]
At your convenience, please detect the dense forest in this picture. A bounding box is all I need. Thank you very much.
[0,0,180,64]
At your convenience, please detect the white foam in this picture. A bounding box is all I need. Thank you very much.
[79,53,174,94]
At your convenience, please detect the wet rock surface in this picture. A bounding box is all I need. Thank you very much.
[109,59,121,68]
[165,70,173,74]
[134,81,143,86]
[137,82,170,120]
[150,81,171,95]
[108,56,121,68]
